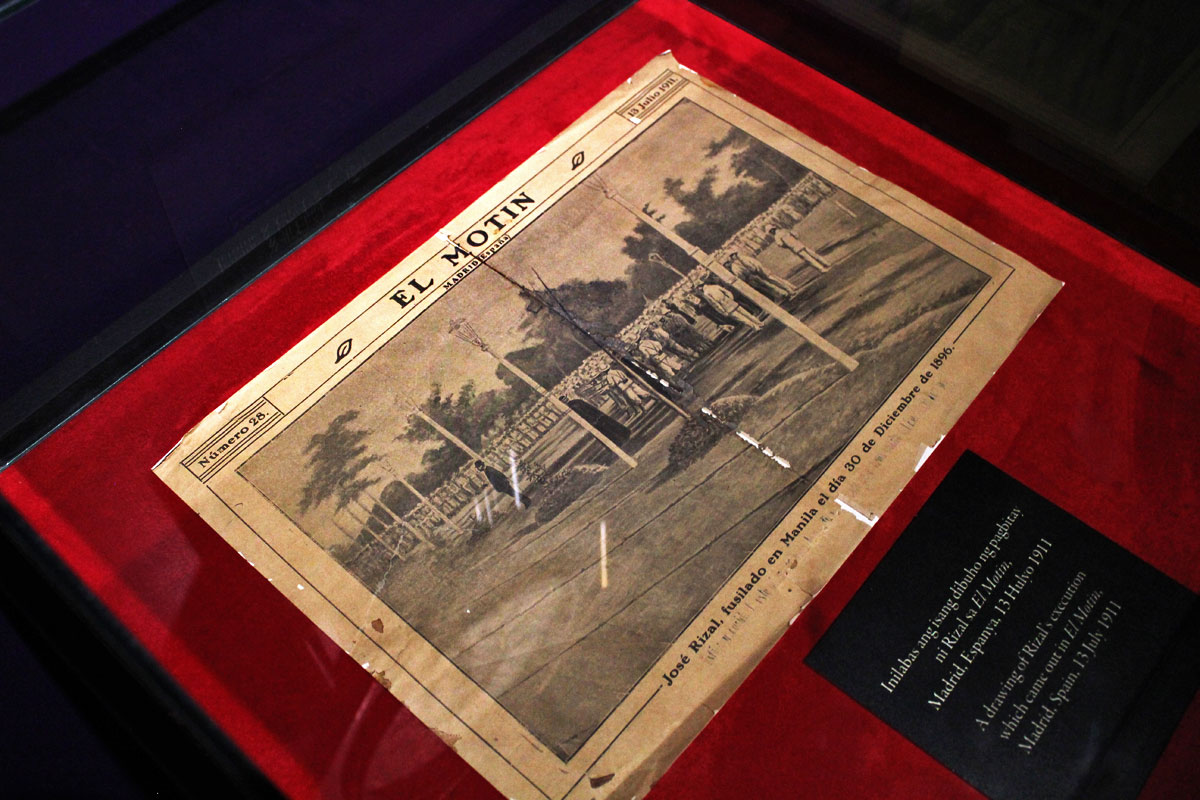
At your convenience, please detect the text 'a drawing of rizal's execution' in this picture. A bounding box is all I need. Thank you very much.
[242,96,990,758]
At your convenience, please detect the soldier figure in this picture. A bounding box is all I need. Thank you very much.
[769,225,829,272]
[676,293,735,334]
[725,250,796,299]
[636,337,688,376]
[646,322,702,360]
[698,282,764,330]
[659,309,715,348]
[601,367,652,415]
[664,300,696,325]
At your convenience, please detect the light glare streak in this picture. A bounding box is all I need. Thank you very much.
[600,521,609,589]
[509,449,522,509]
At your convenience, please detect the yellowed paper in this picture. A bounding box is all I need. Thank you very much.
[155,54,1060,799]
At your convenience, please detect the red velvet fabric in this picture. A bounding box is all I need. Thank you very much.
[2,1,1197,797]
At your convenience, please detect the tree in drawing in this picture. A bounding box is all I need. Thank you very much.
[663,126,807,252]
[298,410,380,515]
[708,126,795,188]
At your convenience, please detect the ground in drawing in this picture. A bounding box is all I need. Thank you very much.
[242,99,989,759]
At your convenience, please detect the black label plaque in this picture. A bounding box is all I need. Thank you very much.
[807,452,1197,800]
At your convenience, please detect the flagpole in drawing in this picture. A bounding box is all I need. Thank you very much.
[584,177,858,371]
[448,318,639,469]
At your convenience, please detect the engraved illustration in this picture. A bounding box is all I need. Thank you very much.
[240,97,990,760]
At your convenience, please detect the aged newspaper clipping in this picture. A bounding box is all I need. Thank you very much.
[155,54,1060,798]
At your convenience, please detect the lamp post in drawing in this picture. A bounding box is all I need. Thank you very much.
[584,177,857,371]
[447,318,639,469]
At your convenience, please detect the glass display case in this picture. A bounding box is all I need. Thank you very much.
[1,2,1196,798]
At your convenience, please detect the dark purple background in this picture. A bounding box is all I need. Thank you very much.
[0,0,589,443]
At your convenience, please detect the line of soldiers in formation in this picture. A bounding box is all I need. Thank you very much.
[397,223,838,520]
[595,225,831,415]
